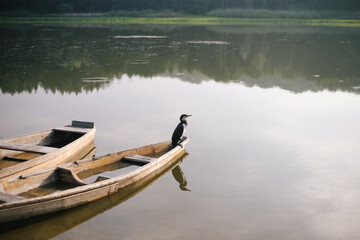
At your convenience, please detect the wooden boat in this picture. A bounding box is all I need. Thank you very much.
[0,121,96,179]
[0,153,189,237]
[0,138,189,223]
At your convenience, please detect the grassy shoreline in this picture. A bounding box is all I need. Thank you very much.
[0,16,360,27]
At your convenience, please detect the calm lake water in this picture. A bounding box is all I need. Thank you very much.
[0,23,360,240]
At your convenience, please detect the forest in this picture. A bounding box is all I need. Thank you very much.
[1,0,360,15]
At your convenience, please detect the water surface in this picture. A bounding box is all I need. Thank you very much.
[0,24,360,240]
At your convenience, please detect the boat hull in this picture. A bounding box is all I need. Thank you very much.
[0,139,188,223]
[0,122,96,179]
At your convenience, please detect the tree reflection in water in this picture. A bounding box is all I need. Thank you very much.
[0,24,359,95]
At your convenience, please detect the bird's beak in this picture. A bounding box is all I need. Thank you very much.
[186,115,192,118]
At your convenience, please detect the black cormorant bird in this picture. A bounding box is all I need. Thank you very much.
[171,114,191,147]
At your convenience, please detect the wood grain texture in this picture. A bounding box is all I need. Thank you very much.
[0,141,58,154]
[0,138,189,223]
[0,122,96,179]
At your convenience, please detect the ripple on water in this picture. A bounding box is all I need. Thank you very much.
[81,77,109,82]
[186,40,230,45]
[113,35,168,39]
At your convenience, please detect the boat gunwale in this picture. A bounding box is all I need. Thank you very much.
[0,129,53,145]
[0,125,96,179]
[0,129,53,159]
[0,138,189,209]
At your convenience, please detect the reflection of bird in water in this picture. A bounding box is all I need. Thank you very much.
[172,165,190,191]
[171,114,191,147]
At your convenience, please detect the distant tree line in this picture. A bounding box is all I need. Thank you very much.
[1,0,360,15]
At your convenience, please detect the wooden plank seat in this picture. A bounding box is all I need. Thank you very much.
[53,120,94,134]
[0,141,58,154]
[0,192,26,203]
[122,155,156,165]
[53,126,91,134]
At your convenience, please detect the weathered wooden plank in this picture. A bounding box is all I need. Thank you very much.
[53,126,91,134]
[2,168,59,196]
[0,141,58,154]
[0,192,26,203]
[57,167,86,186]
[122,155,156,165]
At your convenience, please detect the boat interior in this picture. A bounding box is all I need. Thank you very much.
[0,141,177,203]
[0,123,92,169]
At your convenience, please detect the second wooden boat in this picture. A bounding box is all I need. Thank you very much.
[0,138,189,223]
[0,121,96,179]
[0,154,188,237]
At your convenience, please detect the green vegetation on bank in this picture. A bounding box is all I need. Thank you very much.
[1,16,360,27]
[207,8,360,19]
[1,0,360,15]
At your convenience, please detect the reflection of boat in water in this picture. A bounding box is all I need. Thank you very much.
[0,138,189,225]
[0,151,189,239]
[0,120,96,179]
